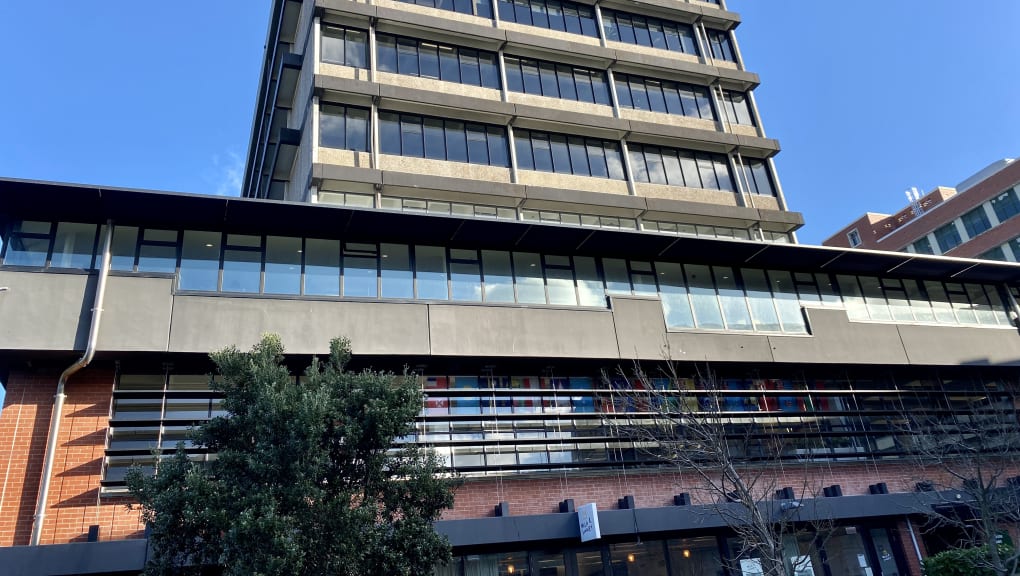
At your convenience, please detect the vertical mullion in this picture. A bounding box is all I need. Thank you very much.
[256,238,265,291]
[44,221,57,268]
[217,233,226,292]
[299,237,307,296]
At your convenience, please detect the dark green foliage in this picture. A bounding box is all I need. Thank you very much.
[923,546,1014,576]
[127,335,454,576]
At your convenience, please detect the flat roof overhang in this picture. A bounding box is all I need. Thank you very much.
[4,178,1020,284]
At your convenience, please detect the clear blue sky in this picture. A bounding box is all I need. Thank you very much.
[0,1,1017,247]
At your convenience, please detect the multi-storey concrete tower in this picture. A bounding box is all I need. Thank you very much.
[242,0,802,243]
[5,2,1020,575]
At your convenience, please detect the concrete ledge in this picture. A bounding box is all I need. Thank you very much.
[504,30,616,67]
[314,74,380,98]
[523,186,647,216]
[313,162,383,185]
[642,197,764,226]
[382,170,524,202]
[317,0,378,19]
[379,84,514,124]
[375,5,506,47]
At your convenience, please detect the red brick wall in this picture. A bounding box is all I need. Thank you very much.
[443,461,1020,520]
[0,368,144,546]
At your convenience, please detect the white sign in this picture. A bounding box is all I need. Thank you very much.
[578,503,601,542]
[740,558,764,576]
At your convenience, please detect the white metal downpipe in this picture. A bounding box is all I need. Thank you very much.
[30,220,114,546]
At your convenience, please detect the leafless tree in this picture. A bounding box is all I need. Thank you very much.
[605,361,835,576]
[897,380,1020,576]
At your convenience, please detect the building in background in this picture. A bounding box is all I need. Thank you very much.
[3,1,1020,575]
[823,158,1020,260]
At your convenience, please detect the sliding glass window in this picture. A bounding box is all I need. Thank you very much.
[515,129,625,179]
[629,144,734,192]
[377,33,499,89]
[602,10,698,55]
[498,0,598,38]
[614,73,713,120]
[321,25,368,68]
[319,104,370,151]
[504,56,610,105]
[380,112,508,166]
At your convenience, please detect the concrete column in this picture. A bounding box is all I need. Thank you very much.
[953,219,970,243]
[619,139,637,196]
[983,202,1001,227]
[730,151,752,209]
[370,102,380,170]
[506,125,520,184]
[497,48,510,103]
[605,69,621,119]
[926,232,941,255]
[311,95,320,165]
[368,21,377,83]
[593,3,608,48]
[745,89,767,138]
[727,27,746,69]
[313,16,321,75]
[1002,242,1018,262]
[692,20,709,64]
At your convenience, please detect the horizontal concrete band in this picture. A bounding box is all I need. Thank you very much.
[437,491,937,548]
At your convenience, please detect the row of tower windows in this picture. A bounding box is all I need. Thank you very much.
[320,104,772,194]
[323,26,755,126]
[388,0,732,62]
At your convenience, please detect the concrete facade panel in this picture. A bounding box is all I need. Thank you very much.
[635,182,744,207]
[897,324,1020,366]
[0,271,90,351]
[378,155,511,183]
[377,71,502,100]
[168,296,431,355]
[619,108,718,133]
[516,170,630,196]
[96,276,173,352]
[427,305,620,358]
[768,308,910,365]
[507,92,614,118]
[318,62,372,82]
[317,148,373,169]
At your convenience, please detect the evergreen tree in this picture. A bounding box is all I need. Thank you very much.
[128,335,454,576]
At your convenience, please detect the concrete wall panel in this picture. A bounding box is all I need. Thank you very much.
[97,276,173,352]
[169,296,431,356]
[427,305,619,358]
[769,308,909,365]
[897,324,1020,366]
[0,271,90,351]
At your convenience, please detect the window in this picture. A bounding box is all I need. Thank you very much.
[706,29,735,61]
[741,157,775,196]
[846,229,862,248]
[721,90,755,125]
[933,222,962,253]
[980,246,1007,261]
[629,144,734,191]
[602,10,698,55]
[397,0,492,18]
[321,25,368,68]
[137,229,178,273]
[376,33,500,89]
[221,234,262,293]
[504,56,611,105]
[497,0,597,37]
[51,222,97,269]
[179,231,221,291]
[614,73,714,120]
[991,188,1020,223]
[912,236,934,255]
[378,112,508,166]
[961,206,991,238]
[515,129,625,179]
[319,104,370,151]
[2,220,52,266]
